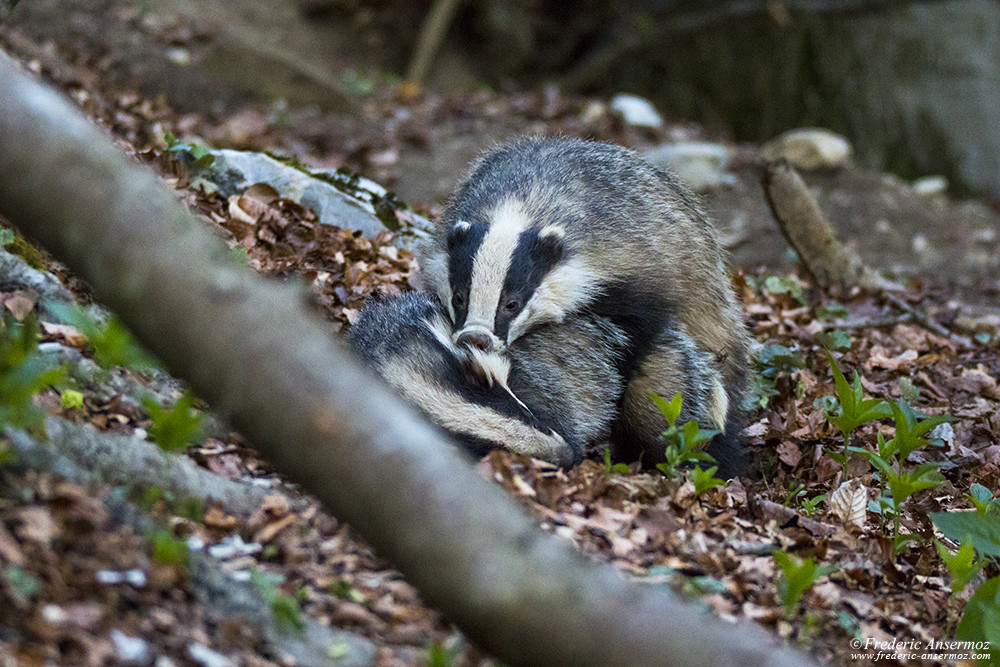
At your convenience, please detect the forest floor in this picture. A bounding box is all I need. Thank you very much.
[1,4,1000,667]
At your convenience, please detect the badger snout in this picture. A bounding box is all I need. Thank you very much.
[456,329,495,352]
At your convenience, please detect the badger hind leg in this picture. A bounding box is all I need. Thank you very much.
[611,328,745,478]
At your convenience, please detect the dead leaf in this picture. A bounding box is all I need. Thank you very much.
[828,479,868,529]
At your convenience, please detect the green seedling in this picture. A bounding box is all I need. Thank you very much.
[956,576,1000,662]
[763,275,808,305]
[867,456,943,542]
[773,549,835,617]
[163,131,214,168]
[935,539,985,594]
[150,529,189,568]
[143,391,205,452]
[800,494,827,516]
[886,399,954,462]
[603,448,629,475]
[250,568,305,634]
[690,465,724,497]
[783,481,807,507]
[0,312,65,433]
[968,484,1000,515]
[651,392,718,479]
[747,343,806,409]
[49,304,158,371]
[824,351,892,476]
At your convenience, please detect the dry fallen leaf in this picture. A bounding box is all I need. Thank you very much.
[828,479,868,530]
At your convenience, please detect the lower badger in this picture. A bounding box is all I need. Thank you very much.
[348,291,627,466]
[349,291,726,469]
[420,137,750,475]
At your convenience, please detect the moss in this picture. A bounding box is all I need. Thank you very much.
[5,233,48,271]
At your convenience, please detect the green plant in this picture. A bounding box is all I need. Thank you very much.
[930,509,1000,662]
[690,465,724,497]
[60,388,84,410]
[603,448,629,475]
[150,529,189,568]
[651,392,717,479]
[815,329,851,351]
[773,549,834,616]
[935,539,984,594]
[968,484,1000,515]
[955,575,1000,662]
[815,301,849,320]
[747,343,806,409]
[0,313,65,433]
[426,641,461,667]
[931,510,1000,558]
[49,304,158,371]
[824,352,892,476]
[855,399,950,546]
[782,481,807,507]
[250,568,305,634]
[143,391,205,452]
[163,131,215,168]
[799,494,827,516]
[763,275,808,305]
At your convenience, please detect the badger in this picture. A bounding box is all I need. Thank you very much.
[418,137,750,477]
[348,291,633,466]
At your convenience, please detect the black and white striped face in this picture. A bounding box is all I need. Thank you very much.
[442,199,568,352]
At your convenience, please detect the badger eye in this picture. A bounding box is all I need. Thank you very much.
[503,299,520,312]
[453,292,466,307]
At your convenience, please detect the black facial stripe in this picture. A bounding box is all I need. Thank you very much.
[447,222,488,328]
[495,228,564,339]
[591,282,676,379]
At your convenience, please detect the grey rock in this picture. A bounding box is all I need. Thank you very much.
[643,142,735,192]
[912,175,949,197]
[205,150,430,248]
[610,93,663,128]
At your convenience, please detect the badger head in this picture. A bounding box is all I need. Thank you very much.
[425,198,596,358]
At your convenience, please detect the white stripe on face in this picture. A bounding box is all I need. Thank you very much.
[462,197,532,335]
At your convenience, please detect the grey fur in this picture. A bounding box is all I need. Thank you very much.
[348,292,626,467]
[419,137,750,477]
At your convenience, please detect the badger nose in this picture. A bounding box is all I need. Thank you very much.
[457,330,494,352]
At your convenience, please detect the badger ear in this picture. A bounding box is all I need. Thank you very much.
[447,220,471,249]
[532,225,565,262]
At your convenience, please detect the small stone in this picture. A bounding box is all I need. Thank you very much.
[188,643,234,667]
[875,219,891,233]
[972,227,997,244]
[579,100,607,125]
[911,175,948,196]
[41,604,67,625]
[111,629,151,664]
[761,128,852,170]
[912,234,930,254]
[610,94,663,128]
[643,142,735,192]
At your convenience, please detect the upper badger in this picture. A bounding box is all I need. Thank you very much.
[420,137,750,476]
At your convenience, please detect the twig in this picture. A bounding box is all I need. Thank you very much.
[821,313,913,330]
[405,0,462,86]
[882,292,971,347]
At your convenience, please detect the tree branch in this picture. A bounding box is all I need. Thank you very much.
[0,52,812,667]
